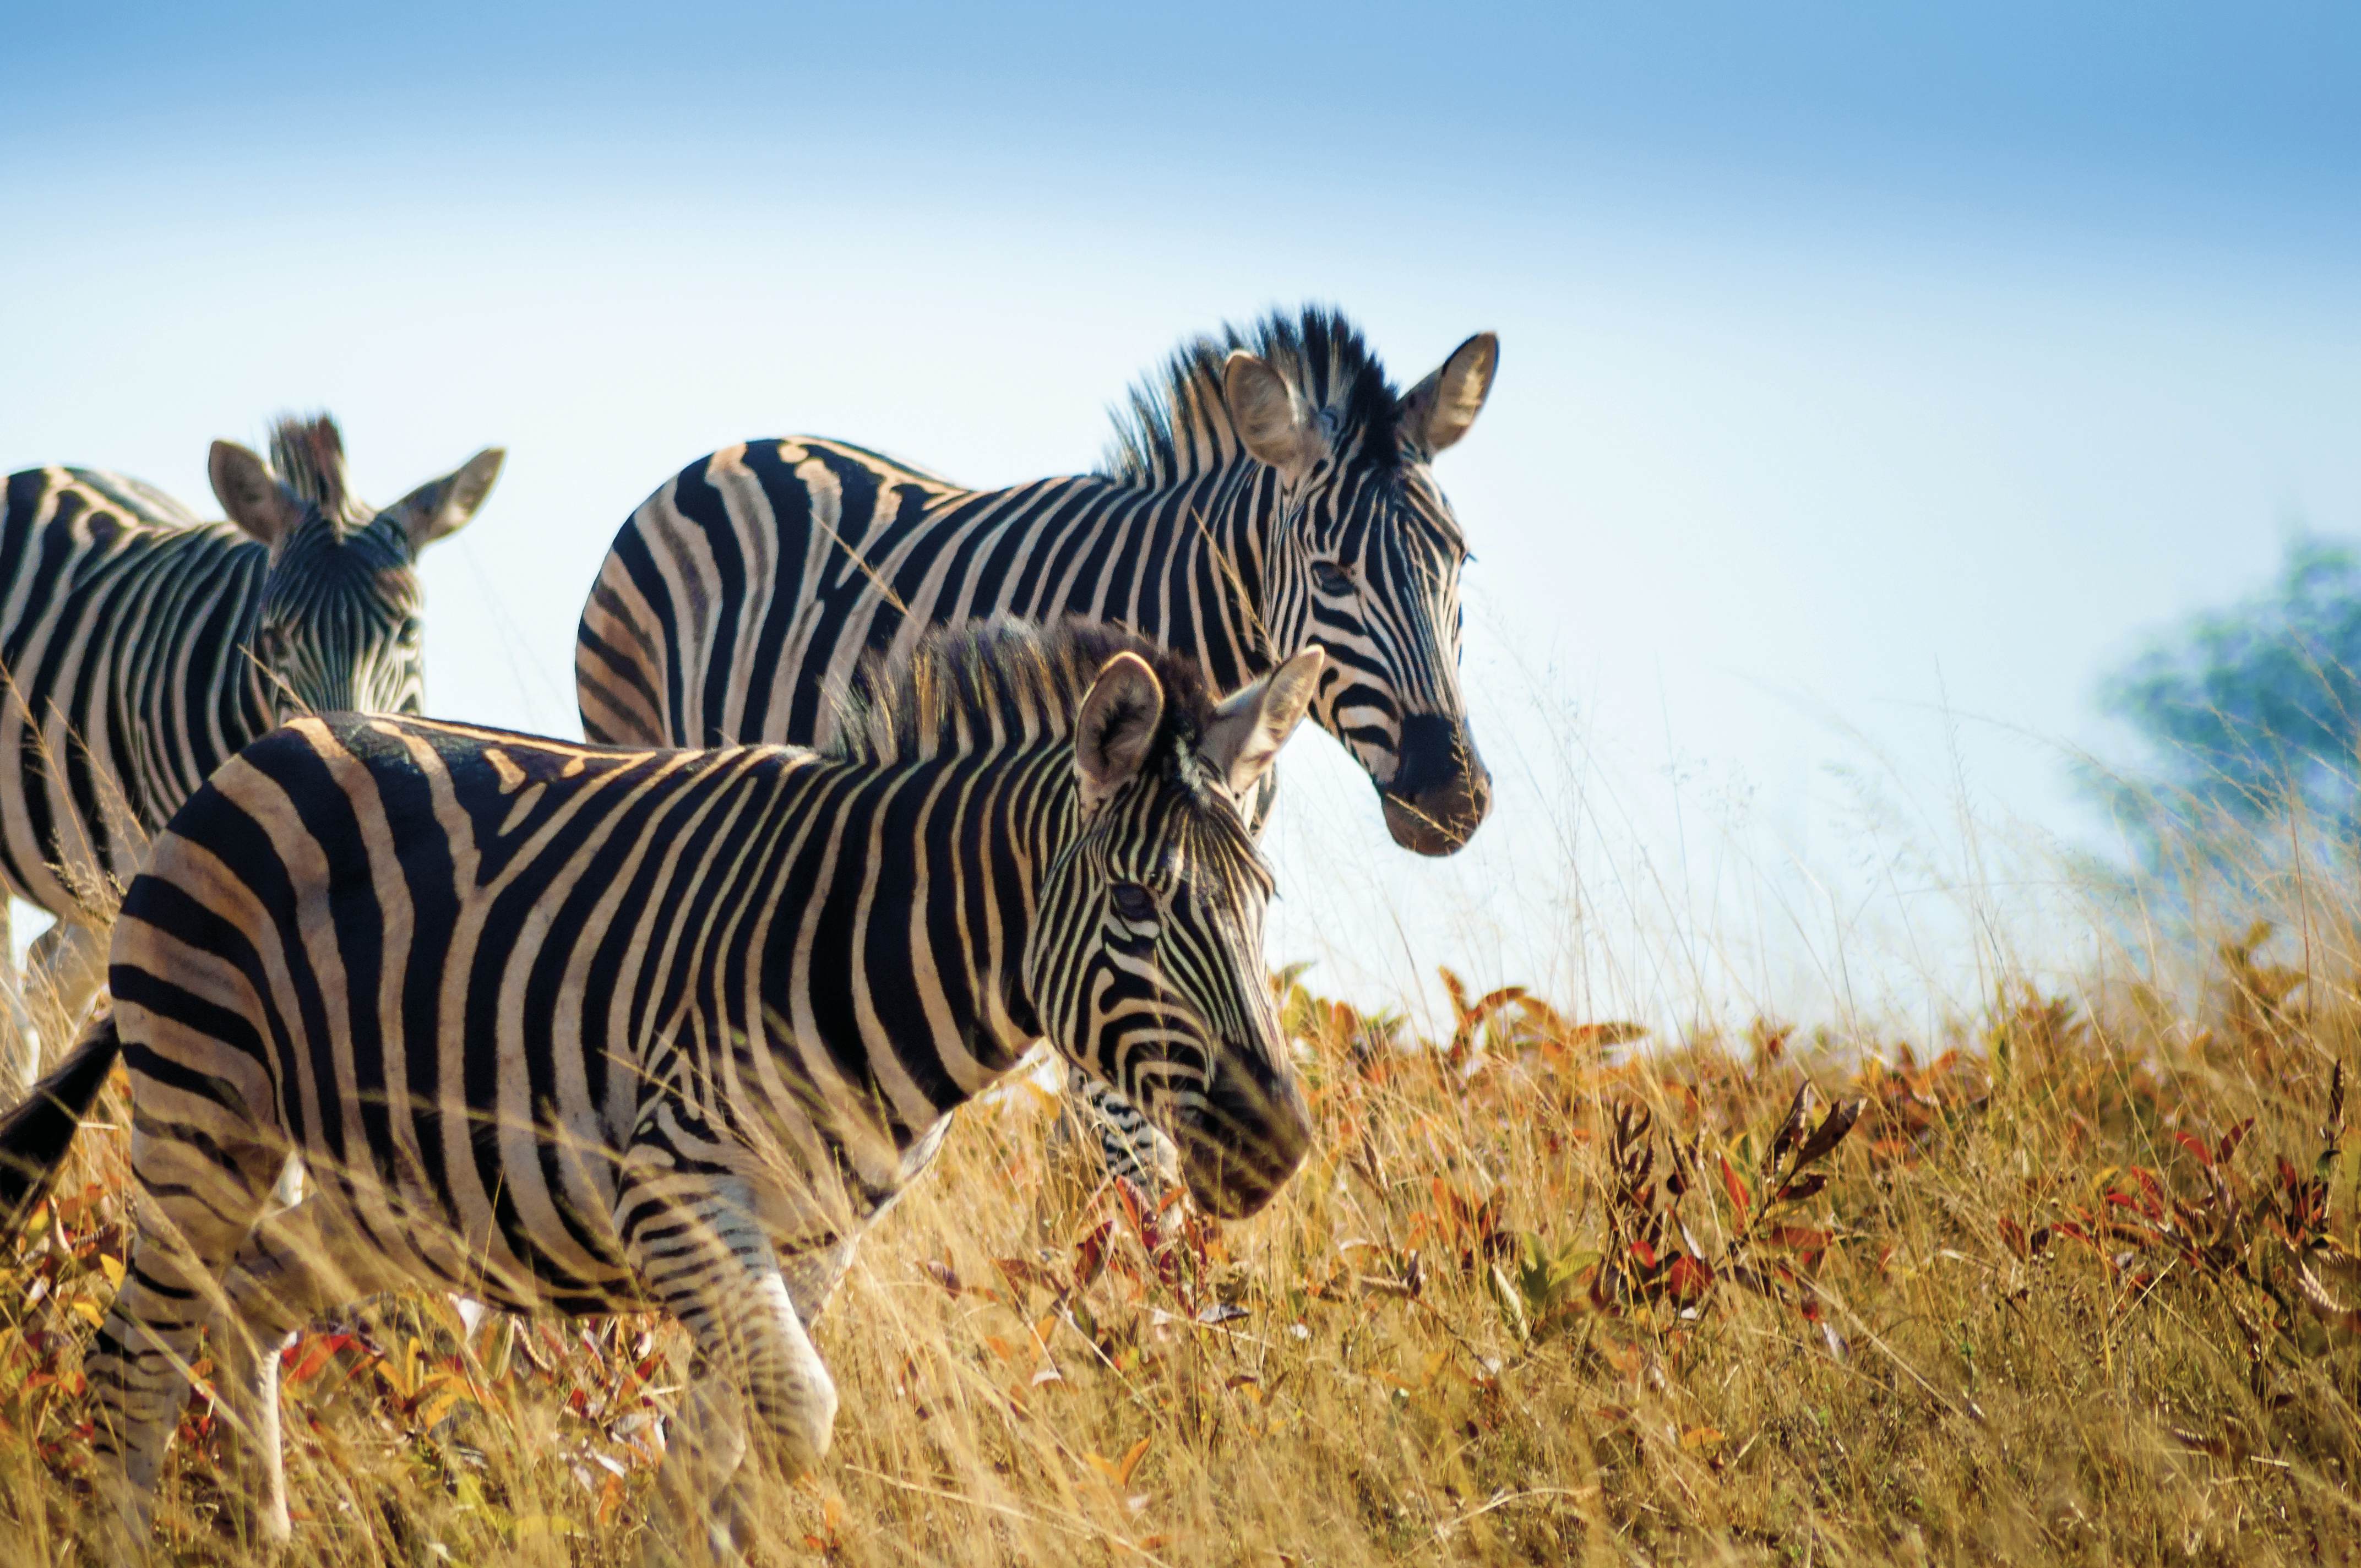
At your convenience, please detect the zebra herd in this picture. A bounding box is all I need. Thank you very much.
[0,306,1497,1559]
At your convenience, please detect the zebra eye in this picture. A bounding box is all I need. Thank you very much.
[1109,882,1158,924]
[1311,560,1354,597]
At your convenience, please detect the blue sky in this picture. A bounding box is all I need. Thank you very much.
[14,3,2354,233]
[4,3,2358,1026]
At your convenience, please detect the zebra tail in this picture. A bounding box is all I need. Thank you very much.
[0,1008,121,1243]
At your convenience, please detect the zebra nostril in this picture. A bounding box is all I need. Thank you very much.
[1385,714,1463,798]
[1378,714,1490,855]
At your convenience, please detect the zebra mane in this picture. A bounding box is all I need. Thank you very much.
[829,618,1217,772]
[1098,306,1403,486]
[266,414,364,527]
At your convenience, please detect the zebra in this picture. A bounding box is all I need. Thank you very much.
[0,416,502,1098]
[0,618,1323,1559]
[574,306,1496,1189]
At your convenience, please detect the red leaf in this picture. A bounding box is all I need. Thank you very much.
[1766,1225,1831,1257]
[1664,1254,1713,1304]
[1115,1177,1163,1254]
[2170,1131,2215,1168]
[1999,1216,2028,1259]
[1718,1155,1752,1220]
[1073,1219,1117,1292]
[282,1333,354,1387]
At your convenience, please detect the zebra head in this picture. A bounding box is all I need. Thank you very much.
[1222,317,1499,856]
[1027,643,1326,1217]
[208,415,503,718]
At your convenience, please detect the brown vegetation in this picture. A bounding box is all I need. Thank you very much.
[6,918,2361,1564]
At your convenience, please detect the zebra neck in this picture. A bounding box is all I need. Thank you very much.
[1041,461,1280,690]
[979,748,1079,1063]
[233,642,277,738]
[764,747,1073,1129]
[117,557,281,821]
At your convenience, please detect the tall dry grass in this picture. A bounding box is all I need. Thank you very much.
[4,846,2361,1564]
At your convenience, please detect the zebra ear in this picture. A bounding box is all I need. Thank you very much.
[209,440,302,547]
[1200,646,1325,799]
[387,447,506,552]
[1223,351,1318,473]
[1401,333,1498,454]
[1075,652,1167,811]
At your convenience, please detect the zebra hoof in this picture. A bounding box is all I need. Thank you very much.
[772,1390,839,1484]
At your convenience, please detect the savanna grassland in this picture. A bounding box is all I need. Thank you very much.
[4,893,2361,1566]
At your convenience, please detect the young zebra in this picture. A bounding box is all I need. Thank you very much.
[0,417,502,1095]
[575,306,1495,1188]
[0,619,1321,1560]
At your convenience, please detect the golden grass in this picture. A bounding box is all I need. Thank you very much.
[6,902,2361,1564]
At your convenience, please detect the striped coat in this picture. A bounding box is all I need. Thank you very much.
[0,619,1320,1557]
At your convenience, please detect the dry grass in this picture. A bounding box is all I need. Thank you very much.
[7,899,2361,1564]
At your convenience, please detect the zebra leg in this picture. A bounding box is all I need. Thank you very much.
[617,1156,837,1564]
[216,1195,406,1544]
[25,916,107,1068]
[86,1115,280,1555]
[1062,1064,1178,1194]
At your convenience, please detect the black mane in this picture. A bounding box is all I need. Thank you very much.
[266,414,365,529]
[1098,306,1402,486]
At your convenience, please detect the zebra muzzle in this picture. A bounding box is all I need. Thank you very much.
[1378,713,1492,856]
[1166,1058,1312,1219]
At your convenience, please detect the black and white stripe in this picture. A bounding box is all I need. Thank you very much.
[575,307,1497,1187]
[0,416,501,1093]
[0,619,1321,1556]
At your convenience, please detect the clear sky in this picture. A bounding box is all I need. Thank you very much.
[4,3,2357,1032]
